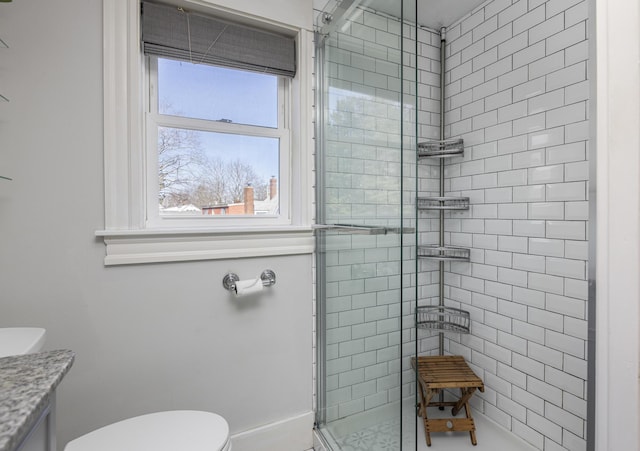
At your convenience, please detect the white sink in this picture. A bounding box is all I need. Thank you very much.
[0,328,47,358]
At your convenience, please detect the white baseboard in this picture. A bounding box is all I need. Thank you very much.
[230,411,315,451]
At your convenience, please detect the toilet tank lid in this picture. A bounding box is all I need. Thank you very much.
[64,410,230,451]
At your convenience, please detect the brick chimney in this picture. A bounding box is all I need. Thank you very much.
[269,176,277,200]
[243,184,254,215]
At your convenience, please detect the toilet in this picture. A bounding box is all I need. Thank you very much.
[64,410,231,451]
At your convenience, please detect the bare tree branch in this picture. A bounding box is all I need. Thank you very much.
[156,101,275,211]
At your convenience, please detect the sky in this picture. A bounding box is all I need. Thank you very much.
[157,58,280,181]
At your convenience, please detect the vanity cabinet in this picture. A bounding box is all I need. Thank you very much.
[0,351,74,451]
[14,397,55,451]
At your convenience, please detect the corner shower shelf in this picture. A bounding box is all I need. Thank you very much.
[416,306,470,333]
[418,138,464,158]
[417,196,470,210]
[418,245,470,262]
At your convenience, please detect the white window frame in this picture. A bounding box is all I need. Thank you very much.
[98,0,314,265]
[146,57,291,228]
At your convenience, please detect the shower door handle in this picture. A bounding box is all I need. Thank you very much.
[312,224,415,235]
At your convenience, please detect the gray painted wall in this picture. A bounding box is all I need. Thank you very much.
[0,1,313,449]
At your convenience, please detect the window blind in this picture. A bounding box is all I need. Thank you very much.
[141,2,296,77]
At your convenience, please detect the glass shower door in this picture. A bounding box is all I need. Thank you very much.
[315,1,417,449]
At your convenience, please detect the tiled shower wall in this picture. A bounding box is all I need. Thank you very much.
[417,0,590,450]
[319,6,420,424]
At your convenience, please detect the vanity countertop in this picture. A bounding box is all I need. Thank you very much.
[0,350,74,451]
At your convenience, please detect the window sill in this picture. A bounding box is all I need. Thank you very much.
[96,226,314,265]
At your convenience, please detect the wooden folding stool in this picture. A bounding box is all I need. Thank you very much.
[412,355,484,446]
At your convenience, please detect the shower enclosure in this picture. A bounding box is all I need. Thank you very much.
[314,0,418,449]
[315,0,593,450]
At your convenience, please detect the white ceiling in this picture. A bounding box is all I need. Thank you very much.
[368,0,488,30]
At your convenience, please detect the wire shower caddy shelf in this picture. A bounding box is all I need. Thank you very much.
[416,306,470,334]
[417,138,464,158]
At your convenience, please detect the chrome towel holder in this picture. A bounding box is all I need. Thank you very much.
[222,270,276,291]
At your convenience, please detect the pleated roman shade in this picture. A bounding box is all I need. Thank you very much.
[141,2,296,77]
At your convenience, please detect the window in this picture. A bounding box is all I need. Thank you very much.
[142,1,295,228]
[147,58,289,227]
[99,0,314,265]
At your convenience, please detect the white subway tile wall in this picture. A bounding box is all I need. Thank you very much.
[321,6,419,424]
[417,0,589,449]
